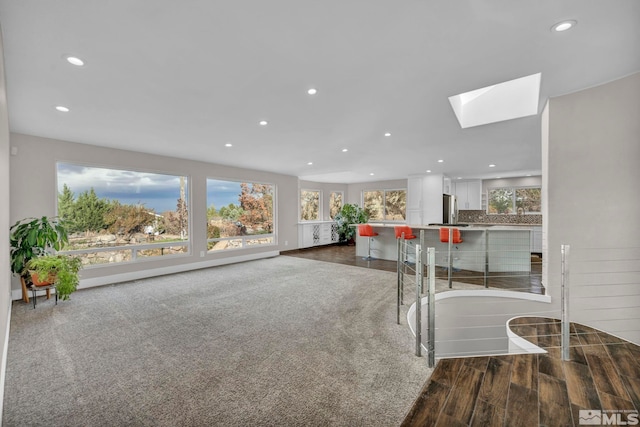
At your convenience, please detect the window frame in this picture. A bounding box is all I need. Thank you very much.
[329,191,344,220]
[362,188,407,222]
[300,188,322,222]
[206,177,276,252]
[487,185,542,215]
[56,161,192,267]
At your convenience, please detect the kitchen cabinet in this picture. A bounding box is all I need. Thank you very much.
[407,174,445,225]
[531,226,542,253]
[358,224,532,272]
[443,177,452,195]
[454,180,482,210]
[298,221,339,248]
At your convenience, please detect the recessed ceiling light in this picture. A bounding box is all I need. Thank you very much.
[55,105,70,112]
[225,143,233,147]
[437,159,444,163]
[342,148,348,152]
[426,170,431,173]
[384,132,391,137]
[307,88,317,95]
[457,177,462,180]
[65,56,84,66]
[370,173,375,176]
[259,120,268,126]
[489,164,496,168]
[552,20,577,32]
[307,162,313,165]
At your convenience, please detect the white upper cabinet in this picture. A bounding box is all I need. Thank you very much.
[407,176,423,211]
[407,174,444,225]
[453,180,482,210]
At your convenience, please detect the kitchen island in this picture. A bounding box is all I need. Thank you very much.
[355,224,532,273]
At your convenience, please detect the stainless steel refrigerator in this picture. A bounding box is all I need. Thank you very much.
[443,194,458,224]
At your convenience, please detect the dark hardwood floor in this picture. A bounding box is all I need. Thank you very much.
[283,244,398,271]
[282,244,544,294]
[282,245,639,426]
[401,318,640,427]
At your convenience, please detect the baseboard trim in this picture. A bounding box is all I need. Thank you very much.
[0,298,12,423]
[11,251,280,300]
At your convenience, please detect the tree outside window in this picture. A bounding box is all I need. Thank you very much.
[364,189,406,221]
[56,162,190,264]
[329,192,343,219]
[207,179,274,250]
[364,190,384,220]
[300,190,320,221]
[384,190,406,220]
[488,187,541,214]
[488,188,514,214]
[516,188,541,213]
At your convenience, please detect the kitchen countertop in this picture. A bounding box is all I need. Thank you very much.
[365,223,535,231]
[462,222,542,227]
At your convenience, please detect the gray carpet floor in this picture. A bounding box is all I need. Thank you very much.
[3,256,433,426]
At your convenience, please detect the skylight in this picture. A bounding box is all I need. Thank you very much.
[448,73,541,128]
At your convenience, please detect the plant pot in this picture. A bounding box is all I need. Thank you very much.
[29,271,55,287]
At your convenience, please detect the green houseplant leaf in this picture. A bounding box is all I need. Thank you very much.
[10,216,70,281]
[334,204,369,243]
[27,254,82,300]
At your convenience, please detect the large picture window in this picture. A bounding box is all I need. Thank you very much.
[207,179,274,251]
[56,163,189,265]
[488,187,541,214]
[363,189,406,221]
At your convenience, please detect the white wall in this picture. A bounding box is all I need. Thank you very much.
[298,180,348,221]
[346,179,407,206]
[482,176,542,193]
[0,25,13,420]
[9,133,300,295]
[544,72,640,344]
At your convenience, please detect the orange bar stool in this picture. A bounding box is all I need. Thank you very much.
[395,225,417,264]
[358,224,379,260]
[394,225,417,241]
[439,227,463,244]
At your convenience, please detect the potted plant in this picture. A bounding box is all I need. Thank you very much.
[10,216,71,301]
[27,254,82,300]
[334,204,369,244]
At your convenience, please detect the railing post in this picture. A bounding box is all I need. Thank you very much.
[427,247,436,368]
[448,227,453,288]
[415,244,423,357]
[561,244,571,361]
[420,230,425,293]
[484,229,489,288]
[397,236,402,324]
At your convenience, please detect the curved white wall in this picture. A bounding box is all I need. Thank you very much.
[407,290,551,358]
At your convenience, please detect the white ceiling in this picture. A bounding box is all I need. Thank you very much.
[0,1,638,183]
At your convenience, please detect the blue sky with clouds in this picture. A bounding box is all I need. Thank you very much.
[57,163,244,214]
